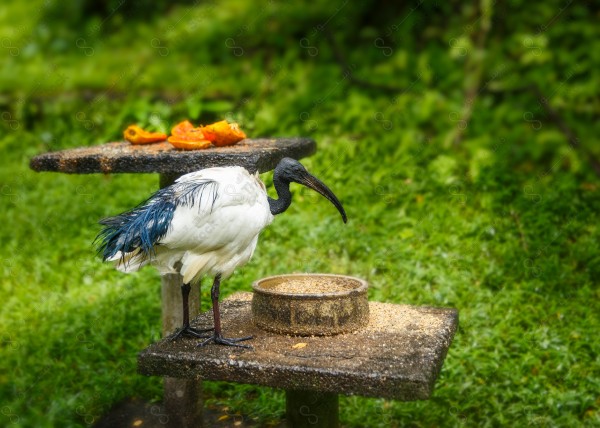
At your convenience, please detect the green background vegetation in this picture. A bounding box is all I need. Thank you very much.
[1,0,599,426]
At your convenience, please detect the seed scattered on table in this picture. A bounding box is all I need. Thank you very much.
[266,277,356,294]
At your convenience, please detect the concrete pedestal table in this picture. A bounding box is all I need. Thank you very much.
[30,138,316,427]
[138,292,459,427]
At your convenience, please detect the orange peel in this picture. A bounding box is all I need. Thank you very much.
[163,119,247,150]
[200,120,246,146]
[171,120,198,137]
[123,125,167,144]
[167,136,212,150]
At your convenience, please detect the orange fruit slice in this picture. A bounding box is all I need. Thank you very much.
[200,120,246,146]
[167,136,212,150]
[124,125,167,144]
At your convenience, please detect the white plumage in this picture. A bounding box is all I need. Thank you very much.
[108,167,273,283]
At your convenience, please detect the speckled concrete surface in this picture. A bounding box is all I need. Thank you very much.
[138,292,458,401]
[30,137,316,174]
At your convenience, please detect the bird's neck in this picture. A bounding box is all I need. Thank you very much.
[268,175,292,215]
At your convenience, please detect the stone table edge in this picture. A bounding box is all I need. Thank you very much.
[29,137,316,174]
[138,349,435,400]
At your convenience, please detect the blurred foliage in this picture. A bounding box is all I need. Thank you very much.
[1,0,600,427]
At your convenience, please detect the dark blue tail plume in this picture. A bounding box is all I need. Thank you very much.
[95,179,218,264]
[95,187,176,262]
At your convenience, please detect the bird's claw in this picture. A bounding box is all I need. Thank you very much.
[171,325,214,341]
[197,333,254,349]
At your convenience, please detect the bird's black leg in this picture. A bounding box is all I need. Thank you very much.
[171,282,213,340]
[198,274,253,348]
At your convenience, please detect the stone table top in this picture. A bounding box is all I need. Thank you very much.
[138,292,458,401]
[29,137,316,175]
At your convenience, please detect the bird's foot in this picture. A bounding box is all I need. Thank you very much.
[171,325,214,341]
[197,333,254,349]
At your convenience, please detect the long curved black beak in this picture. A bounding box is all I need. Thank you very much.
[297,173,347,223]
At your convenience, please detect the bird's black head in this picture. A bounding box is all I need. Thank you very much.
[274,157,311,182]
[272,157,347,223]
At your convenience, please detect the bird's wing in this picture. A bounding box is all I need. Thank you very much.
[96,172,219,263]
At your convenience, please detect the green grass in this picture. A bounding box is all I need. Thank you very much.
[1,0,600,427]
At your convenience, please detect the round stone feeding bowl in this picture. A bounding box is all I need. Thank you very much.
[251,273,369,336]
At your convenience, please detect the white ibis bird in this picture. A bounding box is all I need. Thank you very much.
[97,158,347,348]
